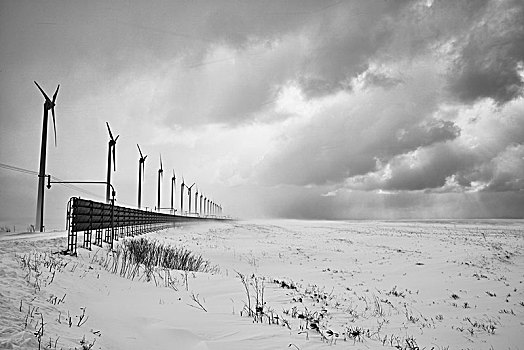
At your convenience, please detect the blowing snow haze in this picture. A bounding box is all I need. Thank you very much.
[1,0,523,228]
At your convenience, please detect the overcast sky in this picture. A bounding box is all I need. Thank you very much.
[1,0,523,229]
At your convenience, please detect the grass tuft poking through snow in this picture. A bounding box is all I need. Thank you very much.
[95,237,218,284]
[122,238,216,273]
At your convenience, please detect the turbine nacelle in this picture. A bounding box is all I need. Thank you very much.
[34,81,59,147]
[158,155,164,179]
[187,182,195,195]
[137,144,147,181]
[106,122,119,171]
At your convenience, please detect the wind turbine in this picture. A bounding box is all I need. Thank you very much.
[180,177,185,214]
[157,154,163,212]
[195,187,199,214]
[187,183,196,214]
[105,122,119,203]
[171,170,176,214]
[137,144,147,209]
[34,81,59,232]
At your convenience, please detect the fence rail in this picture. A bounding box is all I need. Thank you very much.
[66,197,229,255]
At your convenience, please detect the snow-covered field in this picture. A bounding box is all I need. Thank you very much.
[1,219,523,350]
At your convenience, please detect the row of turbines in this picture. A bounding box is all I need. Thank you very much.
[132,141,223,216]
[34,81,223,232]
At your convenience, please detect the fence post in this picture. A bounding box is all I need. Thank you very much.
[83,201,93,250]
[67,197,77,256]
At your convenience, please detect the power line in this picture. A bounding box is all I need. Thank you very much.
[0,161,137,208]
[0,162,38,176]
[0,161,104,200]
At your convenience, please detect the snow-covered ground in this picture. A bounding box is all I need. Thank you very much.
[1,219,523,349]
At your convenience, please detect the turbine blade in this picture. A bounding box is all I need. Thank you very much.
[137,144,143,158]
[34,81,51,102]
[51,108,57,147]
[160,154,163,171]
[52,84,60,103]
[106,122,114,140]
[143,155,147,162]
[114,135,119,142]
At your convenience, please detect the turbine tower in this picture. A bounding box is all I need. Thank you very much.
[171,170,176,214]
[194,187,199,214]
[105,122,119,203]
[187,183,196,214]
[180,177,185,214]
[200,193,203,215]
[157,154,163,211]
[34,81,59,232]
[137,144,147,209]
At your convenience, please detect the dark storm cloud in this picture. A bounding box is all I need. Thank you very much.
[397,119,461,151]
[472,143,524,192]
[348,142,477,192]
[344,99,524,194]
[156,1,419,124]
[256,63,445,187]
[447,0,524,104]
[295,1,411,97]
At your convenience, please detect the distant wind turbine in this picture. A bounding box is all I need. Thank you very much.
[171,170,176,214]
[187,183,196,214]
[157,154,163,211]
[34,81,59,232]
[137,144,147,209]
[105,122,119,203]
[200,193,203,215]
[180,177,185,214]
[195,187,199,214]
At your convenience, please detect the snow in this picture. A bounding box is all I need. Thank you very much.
[1,219,523,349]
